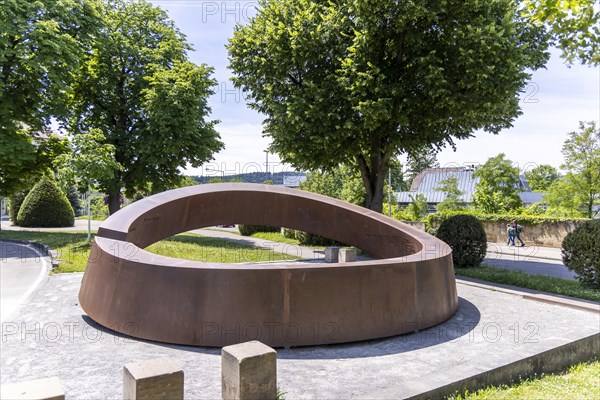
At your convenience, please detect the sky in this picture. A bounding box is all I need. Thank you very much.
[150,0,600,178]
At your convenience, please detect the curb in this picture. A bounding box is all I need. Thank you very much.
[0,239,60,269]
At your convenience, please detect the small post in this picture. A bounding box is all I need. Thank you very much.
[123,358,184,400]
[324,247,339,263]
[0,377,64,400]
[222,340,277,400]
[339,247,357,263]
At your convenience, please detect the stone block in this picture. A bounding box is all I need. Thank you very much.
[324,247,339,263]
[339,247,357,263]
[123,358,183,400]
[0,377,64,400]
[222,340,277,400]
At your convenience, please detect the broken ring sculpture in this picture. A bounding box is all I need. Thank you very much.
[79,183,458,347]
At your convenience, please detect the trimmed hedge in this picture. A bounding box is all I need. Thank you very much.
[238,224,280,236]
[8,190,29,222]
[436,214,487,268]
[562,219,600,288]
[16,177,74,227]
[426,210,586,228]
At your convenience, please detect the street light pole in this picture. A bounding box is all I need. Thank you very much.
[264,150,269,181]
[388,168,392,217]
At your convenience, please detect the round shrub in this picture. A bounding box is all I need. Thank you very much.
[16,177,74,227]
[238,224,280,236]
[562,219,600,288]
[436,214,487,268]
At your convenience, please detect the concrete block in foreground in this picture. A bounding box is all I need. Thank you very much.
[0,377,64,400]
[123,358,183,400]
[222,340,277,400]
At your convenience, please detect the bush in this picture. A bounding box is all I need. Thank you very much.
[238,224,280,236]
[8,190,29,222]
[562,219,600,288]
[16,177,74,227]
[282,228,343,246]
[436,214,487,268]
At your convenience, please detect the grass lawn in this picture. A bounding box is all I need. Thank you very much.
[455,265,600,302]
[448,359,600,399]
[250,231,302,246]
[0,231,298,273]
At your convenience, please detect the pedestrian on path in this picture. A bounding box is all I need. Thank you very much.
[506,223,515,246]
[512,220,525,247]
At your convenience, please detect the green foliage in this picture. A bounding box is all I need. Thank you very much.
[300,165,366,206]
[238,224,280,236]
[473,153,522,213]
[406,146,439,188]
[524,164,560,192]
[55,129,122,193]
[545,121,600,219]
[8,189,29,222]
[562,219,600,288]
[89,196,108,220]
[67,0,222,214]
[228,0,549,212]
[65,185,83,217]
[426,209,586,229]
[0,0,99,193]
[16,177,74,227]
[284,229,343,247]
[523,0,600,66]
[435,177,465,212]
[436,215,487,268]
[407,193,429,221]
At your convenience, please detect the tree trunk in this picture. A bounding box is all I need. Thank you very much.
[356,147,391,213]
[107,191,121,215]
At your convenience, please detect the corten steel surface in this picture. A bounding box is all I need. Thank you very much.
[79,183,458,347]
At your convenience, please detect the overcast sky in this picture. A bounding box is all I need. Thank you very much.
[150,0,600,178]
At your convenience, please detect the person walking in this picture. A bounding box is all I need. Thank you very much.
[512,220,525,247]
[506,223,516,246]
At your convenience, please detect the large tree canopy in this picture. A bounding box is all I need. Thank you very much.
[228,0,549,212]
[472,153,523,214]
[523,0,600,66]
[0,0,99,195]
[545,121,600,218]
[68,0,223,214]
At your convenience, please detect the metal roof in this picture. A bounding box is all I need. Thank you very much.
[396,169,542,204]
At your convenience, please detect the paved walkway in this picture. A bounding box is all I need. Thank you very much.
[1,273,597,399]
[0,242,48,322]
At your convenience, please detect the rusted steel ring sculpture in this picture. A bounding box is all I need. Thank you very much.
[79,183,458,347]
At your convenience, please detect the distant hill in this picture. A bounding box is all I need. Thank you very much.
[192,171,306,185]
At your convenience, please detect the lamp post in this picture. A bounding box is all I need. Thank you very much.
[388,168,392,217]
[264,150,269,181]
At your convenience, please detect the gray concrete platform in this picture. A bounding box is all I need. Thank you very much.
[1,273,598,399]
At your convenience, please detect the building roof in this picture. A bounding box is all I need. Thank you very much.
[283,175,307,188]
[397,168,542,205]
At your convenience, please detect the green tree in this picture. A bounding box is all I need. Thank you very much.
[300,165,366,205]
[67,0,222,214]
[228,0,549,212]
[55,129,122,194]
[405,146,439,189]
[473,153,522,213]
[407,193,429,221]
[0,0,100,194]
[524,164,560,191]
[523,0,600,66]
[435,177,465,212]
[546,121,599,218]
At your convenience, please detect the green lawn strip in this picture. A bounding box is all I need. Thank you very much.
[455,265,600,302]
[0,231,92,273]
[145,233,299,263]
[447,359,600,400]
[0,231,298,273]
